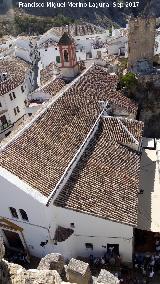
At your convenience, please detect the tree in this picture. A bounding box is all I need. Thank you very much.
[120,72,138,90]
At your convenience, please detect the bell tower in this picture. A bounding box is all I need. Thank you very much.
[58,32,79,81]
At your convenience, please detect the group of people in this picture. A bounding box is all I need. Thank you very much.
[133,238,160,282]
[88,240,160,283]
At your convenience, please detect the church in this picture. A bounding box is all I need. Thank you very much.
[0,32,143,264]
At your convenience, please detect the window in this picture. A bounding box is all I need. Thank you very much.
[19,209,29,221]
[9,93,13,101]
[12,92,16,99]
[14,107,20,115]
[21,86,24,93]
[0,102,2,107]
[9,93,16,100]
[56,56,60,63]
[107,244,119,255]
[5,131,11,137]
[9,207,18,219]
[85,243,93,250]
[64,50,69,62]
[14,108,17,115]
[16,106,20,113]
[0,115,7,125]
[70,223,75,228]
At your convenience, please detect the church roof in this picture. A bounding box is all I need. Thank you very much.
[54,117,143,227]
[0,65,142,226]
[58,32,74,45]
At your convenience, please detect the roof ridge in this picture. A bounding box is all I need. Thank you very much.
[117,117,139,145]
[0,63,94,152]
[46,110,103,206]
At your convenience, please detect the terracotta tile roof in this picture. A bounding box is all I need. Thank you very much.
[0,65,138,200]
[40,62,56,85]
[0,57,30,96]
[42,78,65,97]
[54,117,143,226]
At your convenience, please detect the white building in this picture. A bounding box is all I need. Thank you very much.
[106,36,128,56]
[0,65,142,264]
[138,138,160,232]
[27,77,65,116]
[38,24,110,68]
[0,57,34,141]
[0,36,16,59]
[15,36,39,65]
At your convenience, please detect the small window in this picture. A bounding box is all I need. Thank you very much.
[14,108,17,115]
[19,209,29,221]
[64,50,69,62]
[16,106,20,113]
[70,223,75,228]
[5,131,11,137]
[85,243,93,250]
[21,86,24,93]
[0,102,2,107]
[9,207,18,218]
[56,56,60,63]
[9,93,13,101]
[12,92,16,99]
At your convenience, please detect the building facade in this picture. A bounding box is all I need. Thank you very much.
[0,65,143,263]
[0,57,34,141]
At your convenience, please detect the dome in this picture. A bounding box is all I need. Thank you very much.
[58,32,74,45]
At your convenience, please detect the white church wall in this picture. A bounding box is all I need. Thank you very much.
[0,168,52,258]
[39,46,60,68]
[51,206,133,263]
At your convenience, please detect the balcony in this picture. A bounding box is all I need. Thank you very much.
[0,120,12,132]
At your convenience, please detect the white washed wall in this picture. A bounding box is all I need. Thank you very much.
[49,206,133,263]
[40,46,60,68]
[0,169,53,258]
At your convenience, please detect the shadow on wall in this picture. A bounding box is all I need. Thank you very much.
[144,113,160,138]
[137,147,156,232]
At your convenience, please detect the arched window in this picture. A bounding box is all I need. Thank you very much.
[9,207,18,219]
[64,50,69,62]
[19,209,29,221]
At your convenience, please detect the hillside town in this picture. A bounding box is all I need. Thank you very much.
[0,16,160,284]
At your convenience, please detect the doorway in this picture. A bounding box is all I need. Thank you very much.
[2,229,25,251]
